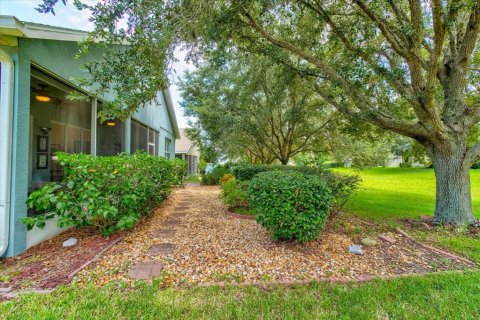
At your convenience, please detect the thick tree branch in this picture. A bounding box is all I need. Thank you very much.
[314,83,427,140]
[458,4,480,61]
[301,1,418,107]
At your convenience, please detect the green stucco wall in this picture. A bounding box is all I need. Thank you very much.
[1,37,176,257]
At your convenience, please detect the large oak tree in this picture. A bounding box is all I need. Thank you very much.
[41,0,480,225]
[180,54,333,164]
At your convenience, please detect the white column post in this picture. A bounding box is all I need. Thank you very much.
[91,98,97,156]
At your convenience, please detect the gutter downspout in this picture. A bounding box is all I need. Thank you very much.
[0,49,14,257]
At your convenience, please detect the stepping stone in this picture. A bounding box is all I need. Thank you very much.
[147,243,176,256]
[127,261,164,280]
[163,219,181,227]
[153,229,175,238]
[361,238,377,247]
[348,245,363,255]
[171,212,187,218]
[175,205,190,210]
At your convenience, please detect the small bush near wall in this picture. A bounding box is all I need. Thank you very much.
[248,171,332,242]
[232,163,360,215]
[201,165,231,185]
[171,158,188,186]
[220,174,249,210]
[23,151,183,236]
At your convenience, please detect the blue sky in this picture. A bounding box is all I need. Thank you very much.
[0,0,194,128]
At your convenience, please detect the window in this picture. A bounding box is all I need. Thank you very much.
[29,67,92,210]
[131,119,159,155]
[165,138,171,159]
[96,104,125,156]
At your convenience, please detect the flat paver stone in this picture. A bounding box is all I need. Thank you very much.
[127,262,164,279]
[171,212,187,218]
[153,229,176,238]
[163,219,181,227]
[147,243,176,256]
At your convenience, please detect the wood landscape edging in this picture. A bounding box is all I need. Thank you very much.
[67,236,124,281]
[224,210,256,220]
[395,228,476,266]
[195,269,474,288]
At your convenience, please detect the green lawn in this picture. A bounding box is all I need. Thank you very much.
[335,167,480,263]
[2,272,480,319]
[336,167,480,220]
[3,167,480,319]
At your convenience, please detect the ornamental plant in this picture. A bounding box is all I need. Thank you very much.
[220,175,249,210]
[232,163,360,214]
[201,165,231,185]
[247,171,332,242]
[170,158,188,186]
[23,151,183,235]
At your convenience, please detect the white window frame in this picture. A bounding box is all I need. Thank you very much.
[131,119,159,156]
[165,138,171,159]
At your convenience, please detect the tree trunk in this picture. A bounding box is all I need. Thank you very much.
[431,145,476,225]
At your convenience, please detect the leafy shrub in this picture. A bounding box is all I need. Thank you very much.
[219,173,235,185]
[23,151,177,235]
[220,175,249,210]
[317,171,361,216]
[232,163,360,214]
[201,165,231,185]
[171,158,188,186]
[232,163,320,181]
[247,171,332,242]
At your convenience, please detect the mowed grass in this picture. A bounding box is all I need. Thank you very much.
[3,167,480,319]
[336,167,480,262]
[335,167,480,220]
[2,272,480,319]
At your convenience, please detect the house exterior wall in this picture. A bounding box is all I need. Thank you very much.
[1,37,177,257]
[133,91,175,159]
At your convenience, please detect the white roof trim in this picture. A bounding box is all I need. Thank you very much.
[162,89,180,139]
[0,15,180,138]
[0,15,88,42]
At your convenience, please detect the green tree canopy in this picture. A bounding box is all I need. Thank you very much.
[41,0,480,225]
[180,53,333,164]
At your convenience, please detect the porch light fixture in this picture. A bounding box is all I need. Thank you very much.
[35,84,52,103]
[35,95,51,102]
[105,121,116,127]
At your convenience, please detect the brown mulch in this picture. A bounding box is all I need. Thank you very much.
[0,227,122,291]
[74,184,475,287]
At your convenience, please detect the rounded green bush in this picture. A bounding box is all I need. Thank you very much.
[247,170,332,242]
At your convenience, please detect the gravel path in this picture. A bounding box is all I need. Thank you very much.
[76,184,473,287]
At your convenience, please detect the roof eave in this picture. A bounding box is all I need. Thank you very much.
[162,89,180,139]
[0,15,88,42]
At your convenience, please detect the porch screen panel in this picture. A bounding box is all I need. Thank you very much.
[29,67,92,200]
[131,120,148,153]
[96,104,125,156]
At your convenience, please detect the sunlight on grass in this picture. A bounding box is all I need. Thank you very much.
[335,167,480,262]
[335,167,480,220]
[2,273,480,319]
